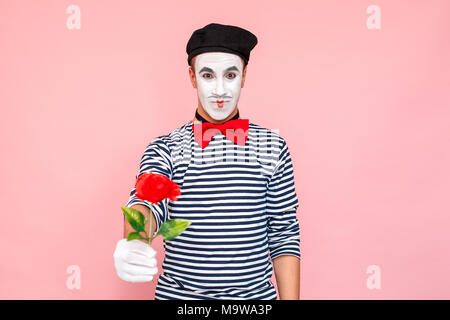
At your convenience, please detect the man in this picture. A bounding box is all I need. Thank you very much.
[113,23,301,300]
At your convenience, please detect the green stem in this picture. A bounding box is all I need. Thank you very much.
[149,206,153,245]
[149,206,156,286]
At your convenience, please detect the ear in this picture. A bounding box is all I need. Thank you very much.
[189,66,197,89]
[241,65,247,88]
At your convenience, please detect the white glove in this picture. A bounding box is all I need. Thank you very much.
[113,238,158,283]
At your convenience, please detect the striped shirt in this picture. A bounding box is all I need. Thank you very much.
[126,120,301,300]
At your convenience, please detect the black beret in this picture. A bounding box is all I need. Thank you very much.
[186,23,258,66]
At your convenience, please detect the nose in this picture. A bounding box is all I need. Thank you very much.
[212,77,226,97]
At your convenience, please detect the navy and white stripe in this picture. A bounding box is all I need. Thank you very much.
[126,120,300,300]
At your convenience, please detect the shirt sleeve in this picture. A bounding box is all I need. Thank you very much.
[266,138,301,261]
[125,136,173,236]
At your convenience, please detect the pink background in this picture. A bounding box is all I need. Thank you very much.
[1,0,449,299]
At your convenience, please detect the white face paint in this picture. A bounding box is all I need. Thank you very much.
[194,52,244,121]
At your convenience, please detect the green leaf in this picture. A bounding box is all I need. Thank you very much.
[127,232,144,241]
[121,206,147,233]
[156,219,191,241]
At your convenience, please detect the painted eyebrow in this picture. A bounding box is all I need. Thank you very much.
[199,67,214,73]
[225,66,240,72]
[199,66,240,73]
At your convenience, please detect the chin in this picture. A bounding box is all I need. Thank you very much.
[212,116,228,121]
[205,110,228,119]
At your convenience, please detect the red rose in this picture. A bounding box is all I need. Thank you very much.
[135,171,181,204]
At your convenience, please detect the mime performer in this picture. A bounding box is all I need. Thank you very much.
[113,22,301,300]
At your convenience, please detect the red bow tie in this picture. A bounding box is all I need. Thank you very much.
[193,119,249,149]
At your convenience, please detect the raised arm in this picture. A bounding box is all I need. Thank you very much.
[124,137,173,238]
[113,137,173,284]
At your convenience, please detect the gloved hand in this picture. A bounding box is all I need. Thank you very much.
[113,238,158,283]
